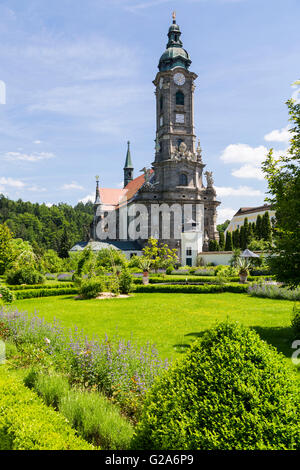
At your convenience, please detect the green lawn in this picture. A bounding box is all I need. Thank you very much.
[13,293,297,367]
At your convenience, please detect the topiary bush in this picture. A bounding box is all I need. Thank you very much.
[78,277,104,299]
[6,267,45,286]
[132,322,300,450]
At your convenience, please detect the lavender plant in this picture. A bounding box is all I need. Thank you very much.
[0,307,168,416]
[248,283,300,301]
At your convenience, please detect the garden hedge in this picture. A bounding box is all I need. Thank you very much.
[132,322,300,450]
[14,287,78,300]
[0,367,94,450]
[133,284,248,294]
[8,283,74,291]
[133,275,274,285]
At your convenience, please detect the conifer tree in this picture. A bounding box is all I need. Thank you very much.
[209,239,219,251]
[232,228,240,249]
[218,231,225,250]
[261,212,272,241]
[255,215,263,239]
[225,231,233,251]
[243,217,251,247]
[240,226,247,250]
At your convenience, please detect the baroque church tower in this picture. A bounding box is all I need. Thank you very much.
[134,13,220,252]
[87,14,221,264]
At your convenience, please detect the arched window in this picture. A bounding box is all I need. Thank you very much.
[179,173,188,186]
[176,91,184,105]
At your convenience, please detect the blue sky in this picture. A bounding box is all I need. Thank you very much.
[0,0,299,222]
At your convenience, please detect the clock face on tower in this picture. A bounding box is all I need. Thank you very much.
[173,72,185,86]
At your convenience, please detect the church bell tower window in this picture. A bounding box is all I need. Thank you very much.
[176,91,184,106]
[179,173,188,186]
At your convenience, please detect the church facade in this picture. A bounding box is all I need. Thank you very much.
[71,15,221,266]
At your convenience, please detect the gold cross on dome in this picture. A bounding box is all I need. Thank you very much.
[172,11,176,21]
[95,175,99,182]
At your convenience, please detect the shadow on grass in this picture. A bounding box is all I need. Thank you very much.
[173,331,207,354]
[252,326,294,359]
[173,326,295,359]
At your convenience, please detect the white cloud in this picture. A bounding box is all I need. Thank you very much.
[220,143,269,165]
[45,202,53,208]
[79,193,94,204]
[217,207,236,224]
[3,151,55,162]
[27,185,46,192]
[0,177,25,188]
[231,165,265,181]
[215,185,263,197]
[264,126,291,143]
[33,140,42,144]
[62,182,84,191]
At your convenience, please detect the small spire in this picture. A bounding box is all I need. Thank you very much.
[124,140,133,169]
[94,175,101,205]
[172,11,176,23]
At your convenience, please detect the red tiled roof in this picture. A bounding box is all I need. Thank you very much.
[124,171,153,201]
[99,170,154,207]
[99,188,124,206]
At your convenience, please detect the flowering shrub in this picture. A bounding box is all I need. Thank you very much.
[248,283,300,301]
[0,308,168,417]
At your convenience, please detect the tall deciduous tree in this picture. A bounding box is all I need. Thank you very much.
[262,97,300,287]
[0,223,13,274]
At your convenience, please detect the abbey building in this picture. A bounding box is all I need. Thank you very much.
[71,14,221,266]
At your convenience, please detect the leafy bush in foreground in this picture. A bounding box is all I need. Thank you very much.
[0,368,94,450]
[132,322,300,450]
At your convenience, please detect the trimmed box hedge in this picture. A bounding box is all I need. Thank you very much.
[0,367,94,450]
[133,275,273,286]
[8,283,74,291]
[14,287,78,300]
[133,283,248,294]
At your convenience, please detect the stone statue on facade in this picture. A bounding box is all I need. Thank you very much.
[196,140,203,163]
[140,167,152,183]
[205,171,214,188]
[171,141,196,162]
